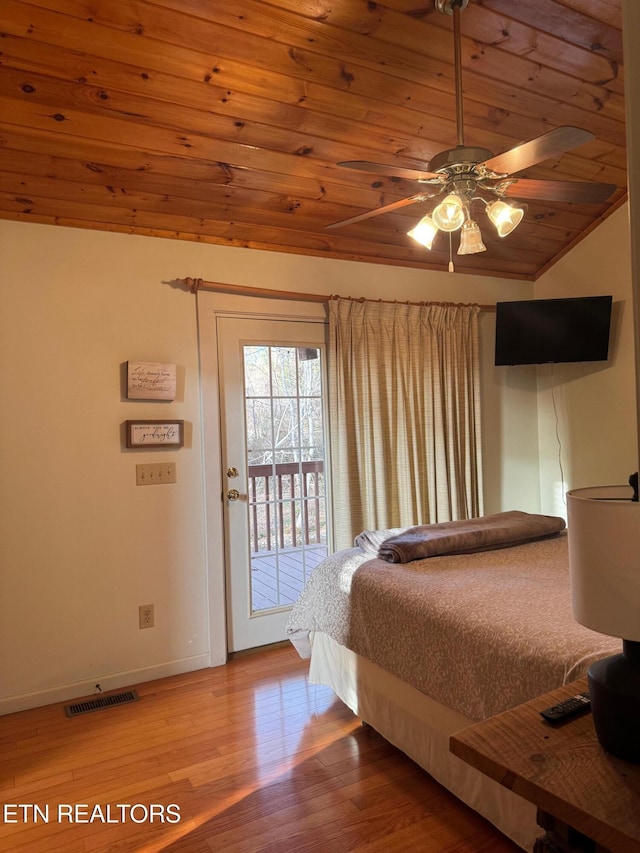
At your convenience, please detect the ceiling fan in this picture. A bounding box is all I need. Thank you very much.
[326,0,616,257]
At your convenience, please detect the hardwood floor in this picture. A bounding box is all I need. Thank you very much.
[0,645,520,853]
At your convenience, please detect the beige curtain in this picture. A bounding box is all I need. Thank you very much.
[328,297,484,549]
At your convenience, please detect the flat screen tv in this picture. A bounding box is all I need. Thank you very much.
[494,295,612,366]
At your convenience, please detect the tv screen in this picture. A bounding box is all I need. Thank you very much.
[494,295,612,366]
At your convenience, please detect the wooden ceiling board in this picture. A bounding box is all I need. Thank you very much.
[0,0,627,280]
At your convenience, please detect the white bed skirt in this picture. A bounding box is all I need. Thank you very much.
[309,631,539,852]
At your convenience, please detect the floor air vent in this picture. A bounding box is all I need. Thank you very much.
[64,689,139,718]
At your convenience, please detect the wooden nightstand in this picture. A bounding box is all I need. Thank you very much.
[450,678,640,853]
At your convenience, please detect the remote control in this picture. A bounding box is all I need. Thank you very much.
[540,692,591,724]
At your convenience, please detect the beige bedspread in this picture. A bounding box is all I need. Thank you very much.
[286,532,621,721]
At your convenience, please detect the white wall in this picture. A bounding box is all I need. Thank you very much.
[623,0,640,464]
[0,224,211,713]
[0,218,540,712]
[534,206,636,515]
[479,310,542,513]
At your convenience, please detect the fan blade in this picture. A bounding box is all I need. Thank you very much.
[337,160,443,183]
[500,178,616,204]
[480,127,594,176]
[326,193,430,229]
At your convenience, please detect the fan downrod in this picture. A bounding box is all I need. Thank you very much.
[436,0,469,15]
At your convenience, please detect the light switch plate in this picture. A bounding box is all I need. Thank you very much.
[136,462,176,486]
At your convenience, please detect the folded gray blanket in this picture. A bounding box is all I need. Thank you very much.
[377,510,566,563]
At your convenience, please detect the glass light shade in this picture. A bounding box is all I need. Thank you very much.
[486,199,524,237]
[432,194,465,232]
[407,214,438,249]
[457,219,486,255]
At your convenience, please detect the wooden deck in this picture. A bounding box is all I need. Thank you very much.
[251,545,328,611]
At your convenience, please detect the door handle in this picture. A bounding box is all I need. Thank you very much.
[227,488,241,501]
[227,466,239,479]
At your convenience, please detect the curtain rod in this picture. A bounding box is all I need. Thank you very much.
[178,277,496,311]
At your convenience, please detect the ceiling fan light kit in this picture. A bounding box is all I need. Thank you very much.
[327,0,616,267]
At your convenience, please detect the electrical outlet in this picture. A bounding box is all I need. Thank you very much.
[136,462,176,486]
[139,604,155,629]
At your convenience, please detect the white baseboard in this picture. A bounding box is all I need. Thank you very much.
[0,653,213,716]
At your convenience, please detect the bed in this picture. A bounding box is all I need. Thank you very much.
[286,513,621,851]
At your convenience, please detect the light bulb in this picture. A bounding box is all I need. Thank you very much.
[432,193,465,232]
[407,214,438,249]
[457,219,486,254]
[486,199,524,237]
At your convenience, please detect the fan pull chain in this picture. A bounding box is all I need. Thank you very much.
[448,232,455,273]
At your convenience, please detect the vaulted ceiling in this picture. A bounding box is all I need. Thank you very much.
[0,0,627,280]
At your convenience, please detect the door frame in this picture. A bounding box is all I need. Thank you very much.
[196,291,329,665]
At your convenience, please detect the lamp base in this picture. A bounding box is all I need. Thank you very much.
[588,640,640,763]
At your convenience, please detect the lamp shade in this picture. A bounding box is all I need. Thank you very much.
[567,485,640,641]
[567,484,640,763]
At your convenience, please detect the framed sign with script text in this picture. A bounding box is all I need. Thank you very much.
[125,420,184,448]
[126,362,177,401]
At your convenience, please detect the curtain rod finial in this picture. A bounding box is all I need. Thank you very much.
[179,277,204,293]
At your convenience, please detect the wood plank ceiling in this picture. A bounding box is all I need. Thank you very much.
[0,0,627,280]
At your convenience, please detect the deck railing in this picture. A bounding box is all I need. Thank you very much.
[248,461,325,552]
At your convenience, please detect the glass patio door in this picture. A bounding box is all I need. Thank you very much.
[217,316,329,652]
